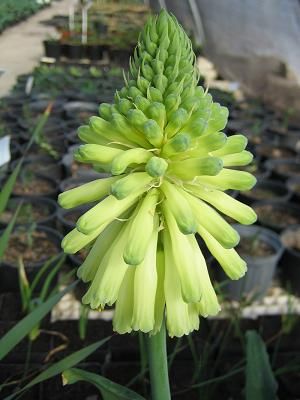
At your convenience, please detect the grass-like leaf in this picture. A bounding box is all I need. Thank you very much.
[0,281,77,361]
[246,330,278,400]
[62,368,146,400]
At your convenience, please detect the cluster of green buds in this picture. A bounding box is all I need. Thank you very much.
[58,10,257,337]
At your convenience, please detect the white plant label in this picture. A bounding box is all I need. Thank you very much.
[0,135,11,167]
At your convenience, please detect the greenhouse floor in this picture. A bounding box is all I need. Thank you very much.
[0,0,70,97]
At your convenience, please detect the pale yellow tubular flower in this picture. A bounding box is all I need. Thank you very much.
[188,235,221,317]
[58,176,121,209]
[163,229,199,338]
[163,205,202,303]
[62,225,105,254]
[185,183,257,225]
[123,189,159,265]
[76,188,144,234]
[77,216,129,282]
[113,267,135,334]
[180,187,240,249]
[150,247,166,336]
[196,168,257,191]
[220,150,253,167]
[198,224,247,280]
[132,217,159,332]
[82,220,131,309]
[160,180,196,234]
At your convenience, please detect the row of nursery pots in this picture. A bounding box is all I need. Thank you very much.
[43,39,133,63]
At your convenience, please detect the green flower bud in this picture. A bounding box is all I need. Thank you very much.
[147,86,163,102]
[146,102,166,129]
[151,58,164,74]
[126,109,148,129]
[74,144,123,165]
[128,86,143,99]
[168,156,223,180]
[197,169,257,191]
[137,75,150,94]
[164,94,181,116]
[141,119,164,147]
[145,156,168,177]
[211,134,248,156]
[162,133,191,156]
[141,61,154,81]
[165,108,189,137]
[117,98,133,115]
[99,103,112,121]
[153,73,168,94]
[77,125,108,146]
[111,148,152,175]
[134,95,150,112]
[58,176,120,209]
[110,172,153,200]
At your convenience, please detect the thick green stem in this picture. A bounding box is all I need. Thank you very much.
[145,319,171,400]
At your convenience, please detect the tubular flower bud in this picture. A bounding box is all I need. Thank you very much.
[58,10,257,337]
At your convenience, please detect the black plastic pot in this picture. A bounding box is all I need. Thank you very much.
[10,156,64,181]
[86,44,103,60]
[12,172,58,199]
[65,43,84,60]
[0,196,57,229]
[43,40,61,59]
[253,200,300,232]
[57,205,91,235]
[238,179,292,205]
[0,225,63,293]
[217,224,283,301]
[265,158,300,181]
[280,225,300,295]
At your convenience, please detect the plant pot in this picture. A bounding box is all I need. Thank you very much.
[253,200,300,232]
[12,172,58,199]
[65,43,84,60]
[237,179,292,205]
[43,40,61,59]
[86,44,103,60]
[0,225,63,293]
[286,176,300,203]
[0,196,57,229]
[265,158,300,181]
[216,224,283,301]
[280,225,300,295]
[11,156,64,181]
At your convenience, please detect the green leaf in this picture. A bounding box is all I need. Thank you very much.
[245,330,278,400]
[0,161,21,215]
[0,282,77,361]
[4,338,110,400]
[62,368,146,400]
[0,203,21,260]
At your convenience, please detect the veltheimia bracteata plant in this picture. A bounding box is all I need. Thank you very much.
[58,10,257,339]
